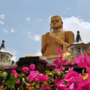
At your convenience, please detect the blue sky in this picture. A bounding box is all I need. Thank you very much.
[0,0,90,61]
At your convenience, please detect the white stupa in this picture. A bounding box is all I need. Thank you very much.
[0,40,14,68]
[67,31,88,59]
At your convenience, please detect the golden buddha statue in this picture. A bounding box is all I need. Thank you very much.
[41,15,74,59]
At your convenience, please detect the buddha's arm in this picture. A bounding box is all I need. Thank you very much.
[56,38,70,53]
[56,31,74,45]
[56,31,74,53]
[41,33,50,55]
[65,31,74,44]
[57,39,70,46]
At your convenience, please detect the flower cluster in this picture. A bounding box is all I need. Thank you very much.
[0,48,90,90]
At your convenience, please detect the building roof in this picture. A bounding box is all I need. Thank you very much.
[67,31,88,48]
[0,40,13,56]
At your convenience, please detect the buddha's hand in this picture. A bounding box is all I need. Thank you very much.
[54,36,64,45]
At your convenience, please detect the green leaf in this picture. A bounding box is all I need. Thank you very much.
[82,69,85,75]
[6,73,16,89]
[0,67,3,71]
[2,72,8,79]
[52,70,57,74]
[20,78,22,85]
[0,74,3,86]
[6,72,10,81]
[48,73,53,77]
[43,81,48,85]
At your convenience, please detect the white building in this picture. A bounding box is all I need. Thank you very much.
[0,40,13,67]
[67,31,88,59]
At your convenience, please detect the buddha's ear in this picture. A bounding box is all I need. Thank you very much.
[61,21,63,30]
[61,21,63,24]
[58,21,63,30]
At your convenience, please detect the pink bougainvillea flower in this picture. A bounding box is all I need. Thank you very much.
[68,59,74,65]
[22,67,29,73]
[60,65,65,71]
[56,83,67,90]
[69,67,74,71]
[54,68,60,72]
[75,56,86,68]
[39,74,49,82]
[84,51,87,57]
[54,77,59,84]
[62,59,67,65]
[57,55,63,60]
[57,55,67,65]
[30,64,35,70]
[65,71,83,90]
[86,67,90,73]
[75,55,90,72]
[54,77,66,90]
[53,59,59,68]
[55,65,65,71]
[41,84,52,90]
[14,73,18,78]
[16,80,20,84]
[11,70,18,78]
[65,71,82,80]
[0,85,3,88]
[27,70,39,82]
[78,73,90,90]
[11,70,17,75]
[89,46,90,48]
[57,48,62,53]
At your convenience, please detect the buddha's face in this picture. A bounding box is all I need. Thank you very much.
[51,16,63,30]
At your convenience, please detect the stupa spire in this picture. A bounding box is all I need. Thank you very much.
[76,31,82,43]
[0,40,5,49]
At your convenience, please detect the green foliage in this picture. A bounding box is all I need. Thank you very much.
[0,74,3,86]
[43,81,48,85]
[6,73,16,89]
[0,67,3,71]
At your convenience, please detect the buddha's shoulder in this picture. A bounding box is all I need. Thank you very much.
[63,31,74,37]
[42,32,50,37]
[63,30,74,34]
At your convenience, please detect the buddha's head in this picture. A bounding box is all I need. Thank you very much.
[50,15,63,31]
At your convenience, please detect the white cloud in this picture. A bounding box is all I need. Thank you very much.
[36,18,42,22]
[0,21,4,25]
[35,49,42,56]
[2,29,8,33]
[2,28,15,34]
[11,56,16,62]
[33,35,40,41]
[10,49,17,55]
[35,51,42,56]
[11,28,15,33]
[62,16,90,43]
[26,17,30,22]
[8,49,18,62]
[0,15,5,19]
[28,32,40,41]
